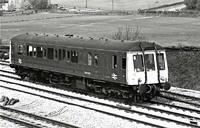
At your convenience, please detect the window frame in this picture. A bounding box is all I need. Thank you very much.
[36,46,43,58]
[88,53,92,66]
[112,55,117,69]
[47,48,54,60]
[158,53,165,70]
[94,54,99,67]
[17,44,24,55]
[133,54,144,72]
[122,57,126,70]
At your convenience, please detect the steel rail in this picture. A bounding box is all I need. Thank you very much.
[0,106,79,128]
[161,91,200,102]
[0,76,200,128]
[151,101,200,114]
[158,93,200,108]
[0,114,43,128]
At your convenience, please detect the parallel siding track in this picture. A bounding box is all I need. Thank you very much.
[0,64,200,128]
[1,106,78,128]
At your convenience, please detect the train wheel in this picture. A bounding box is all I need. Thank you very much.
[20,74,26,80]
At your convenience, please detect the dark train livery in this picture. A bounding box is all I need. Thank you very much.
[10,33,171,101]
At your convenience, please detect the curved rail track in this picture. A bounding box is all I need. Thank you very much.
[0,68,200,128]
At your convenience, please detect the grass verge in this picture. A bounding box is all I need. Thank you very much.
[166,47,200,91]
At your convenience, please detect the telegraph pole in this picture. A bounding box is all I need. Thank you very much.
[86,0,87,8]
[112,0,114,11]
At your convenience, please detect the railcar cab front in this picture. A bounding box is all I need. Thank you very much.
[126,43,171,95]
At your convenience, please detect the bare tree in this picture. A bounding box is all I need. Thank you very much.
[112,25,148,41]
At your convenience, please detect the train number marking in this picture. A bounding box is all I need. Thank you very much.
[111,73,117,80]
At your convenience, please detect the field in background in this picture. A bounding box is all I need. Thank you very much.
[51,0,183,11]
[1,15,200,47]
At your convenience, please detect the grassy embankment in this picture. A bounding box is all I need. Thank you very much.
[167,50,200,91]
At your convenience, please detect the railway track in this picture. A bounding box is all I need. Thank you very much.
[0,106,78,128]
[161,90,200,102]
[0,70,199,128]
[0,60,10,66]
[159,91,200,108]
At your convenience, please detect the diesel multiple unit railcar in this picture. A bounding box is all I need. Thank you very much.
[10,33,171,101]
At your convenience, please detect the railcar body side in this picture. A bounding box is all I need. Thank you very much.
[10,33,171,101]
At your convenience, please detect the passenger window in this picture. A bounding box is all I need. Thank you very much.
[47,48,54,59]
[62,49,66,60]
[112,55,117,69]
[27,45,33,56]
[36,47,43,58]
[33,47,36,57]
[59,49,62,60]
[133,55,144,72]
[17,44,23,55]
[158,53,165,70]
[71,51,78,63]
[88,53,92,65]
[94,54,98,66]
[145,54,155,71]
[66,51,70,60]
[122,57,126,69]
[55,49,58,59]
[44,48,47,58]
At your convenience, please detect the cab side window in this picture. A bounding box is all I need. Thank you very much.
[17,44,23,55]
[158,53,165,70]
[122,57,126,70]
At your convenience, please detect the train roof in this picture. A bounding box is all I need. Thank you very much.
[11,33,165,52]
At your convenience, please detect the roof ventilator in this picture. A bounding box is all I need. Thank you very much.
[99,37,104,40]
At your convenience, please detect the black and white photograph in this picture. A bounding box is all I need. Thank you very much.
[0,0,200,127]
